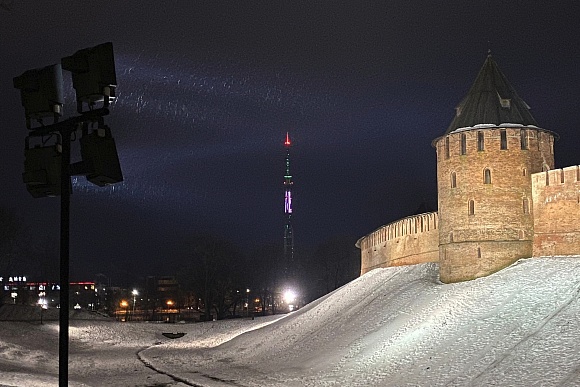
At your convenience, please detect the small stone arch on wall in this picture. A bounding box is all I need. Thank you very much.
[484,168,492,184]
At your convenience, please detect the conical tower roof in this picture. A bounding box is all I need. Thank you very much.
[445,55,538,134]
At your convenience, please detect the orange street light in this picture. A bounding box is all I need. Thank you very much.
[120,300,128,308]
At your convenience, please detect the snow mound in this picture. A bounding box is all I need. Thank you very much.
[148,257,580,386]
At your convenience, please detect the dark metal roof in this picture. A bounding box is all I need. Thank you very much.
[445,55,538,134]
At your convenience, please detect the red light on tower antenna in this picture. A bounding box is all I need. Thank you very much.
[284,132,291,147]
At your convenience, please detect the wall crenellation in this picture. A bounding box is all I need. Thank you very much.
[358,212,438,251]
[357,212,438,274]
[533,165,580,188]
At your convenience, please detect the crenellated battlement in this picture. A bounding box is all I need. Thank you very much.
[357,212,439,274]
[532,165,580,188]
[357,212,438,250]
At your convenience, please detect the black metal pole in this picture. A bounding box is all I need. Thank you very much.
[59,127,71,386]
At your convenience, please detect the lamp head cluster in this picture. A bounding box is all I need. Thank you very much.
[13,64,64,129]
[61,42,117,113]
[13,42,123,198]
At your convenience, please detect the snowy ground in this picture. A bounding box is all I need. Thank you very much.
[1,256,580,386]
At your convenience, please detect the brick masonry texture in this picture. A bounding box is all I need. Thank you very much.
[435,127,554,282]
[532,166,580,256]
[358,213,439,275]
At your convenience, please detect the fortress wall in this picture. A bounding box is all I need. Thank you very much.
[358,212,439,275]
[532,166,580,256]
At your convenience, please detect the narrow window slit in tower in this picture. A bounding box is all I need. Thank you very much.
[445,137,450,159]
[477,131,484,151]
[521,129,528,150]
[523,198,529,214]
[500,130,507,150]
[468,200,475,215]
[477,247,481,258]
[460,133,466,155]
[451,172,457,188]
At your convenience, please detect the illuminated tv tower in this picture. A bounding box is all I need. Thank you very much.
[283,132,294,280]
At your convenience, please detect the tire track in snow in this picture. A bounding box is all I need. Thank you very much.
[136,344,242,387]
[468,279,580,386]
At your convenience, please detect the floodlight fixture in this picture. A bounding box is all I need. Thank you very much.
[79,125,123,186]
[13,64,64,129]
[61,42,117,113]
[22,138,63,198]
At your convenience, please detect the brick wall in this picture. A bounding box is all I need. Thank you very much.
[532,166,580,256]
[357,212,439,275]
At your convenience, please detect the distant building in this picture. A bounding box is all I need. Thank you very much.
[0,276,98,309]
[357,55,580,283]
[142,275,180,322]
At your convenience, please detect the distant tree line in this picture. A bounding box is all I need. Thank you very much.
[1,207,360,316]
[170,232,360,320]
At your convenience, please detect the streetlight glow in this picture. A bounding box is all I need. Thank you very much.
[283,289,297,304]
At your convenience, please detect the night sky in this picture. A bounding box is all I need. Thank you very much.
[1,2,579,283]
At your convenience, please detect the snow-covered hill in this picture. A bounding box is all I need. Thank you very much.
[144,257,580,386]
[1,257,579,386]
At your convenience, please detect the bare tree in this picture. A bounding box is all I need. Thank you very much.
[179,233,242,320]
[311,235,360,298]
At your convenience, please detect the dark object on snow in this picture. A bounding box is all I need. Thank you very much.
[162,332,186,339]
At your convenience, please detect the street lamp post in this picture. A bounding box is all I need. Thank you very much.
[120,300,129,321]
[13,42,122,387]
[132,289,138,320]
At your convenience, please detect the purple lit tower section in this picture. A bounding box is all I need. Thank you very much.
[283,132,294,279]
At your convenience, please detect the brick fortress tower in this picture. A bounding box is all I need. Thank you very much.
[433,54,557,283]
